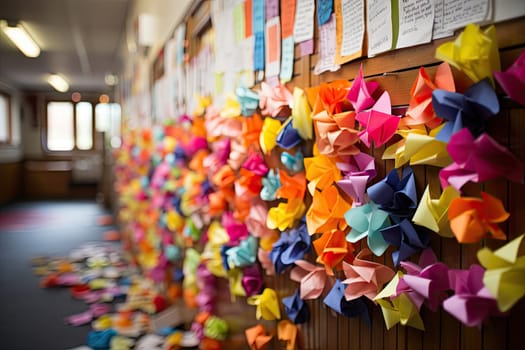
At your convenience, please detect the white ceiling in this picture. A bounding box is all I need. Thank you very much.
[0,0,131,93]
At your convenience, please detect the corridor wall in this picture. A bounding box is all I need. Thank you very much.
[117,2,525,349]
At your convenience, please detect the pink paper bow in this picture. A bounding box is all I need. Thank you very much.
[494,49,525,106]
[356,92,400,148]
[259,82,293,118]
[347,64,379,113]
[313,110,360,157]
[290,260,334,300]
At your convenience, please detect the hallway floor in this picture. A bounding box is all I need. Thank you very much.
[0,200,117,350]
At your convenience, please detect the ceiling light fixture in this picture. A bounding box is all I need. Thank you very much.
[0,20,40,58]
[47,74,69,92]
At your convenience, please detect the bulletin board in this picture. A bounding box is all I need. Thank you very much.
[117,1,525,349]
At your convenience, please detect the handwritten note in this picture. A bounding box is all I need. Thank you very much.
[245,0,253,37]
[314,15,341,75]
[442,0,491,31]
[253,0,266,70]
[367,0,393,57]
[253,0,266,33]
[254,32,265,70]
[396,0,434,49]
[294,0,315,43]
[280,36,295,82]
[432,0,454,39]
[317,0,334,25]
[265,17,281,78]
[336,0,364,63]
[281,0,296,38]
[233,2,246,43]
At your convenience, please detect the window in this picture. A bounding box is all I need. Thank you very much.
[76,102,93,150]
[47,101,74,151]
[95,103,121,148]
[0,93,10,144]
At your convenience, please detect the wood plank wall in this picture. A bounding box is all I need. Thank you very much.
[256,17,525,350]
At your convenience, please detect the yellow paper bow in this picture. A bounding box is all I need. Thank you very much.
[247,288,281,320]
[228,267,247,299]
[277,320,298,350]
[477,234,525,312]
[436,23,501,85]
[383,125,451,168]
[220,93,242,118]
[292,87,313,140]
[260,117,282,154]
[374,272,425,330]
[412,185,459,238]
[267,199,306,231]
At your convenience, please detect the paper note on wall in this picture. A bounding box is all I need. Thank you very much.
[265,17,281,78]
[280,36,295,82]
[233,2,246,43]
[245,0,253,37]
[314,15,340,75]
[281,0,296,38]
[367,0,393,57]
[433,0,454,39]
[336,0,365,64]
[396,0,435,49]
[294,0,315,43]
[494,0,525,22]
[253,0,266,70]
[266,0,280,19]
[317,0,334,25]
[442,0,491,31]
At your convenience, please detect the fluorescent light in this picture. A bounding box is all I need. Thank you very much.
[47,74,69,92]
[0,20,40,58]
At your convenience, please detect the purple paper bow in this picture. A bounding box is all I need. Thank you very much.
[270,222,311,274]
[241,264,264,297]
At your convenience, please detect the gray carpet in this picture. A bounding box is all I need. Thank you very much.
[0,200,116,350]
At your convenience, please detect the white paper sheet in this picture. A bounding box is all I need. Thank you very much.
[314,15,341,75]
[367,0,393,57]
[340,0,365,57]
[396,0,435,49]
[293,0,315,43]
[442,0,491,31]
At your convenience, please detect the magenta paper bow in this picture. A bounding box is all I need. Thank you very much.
[494,49,525,106]
[222,212,249,245]
[356,91,400,148]
[347,64,379,113]
[242,151,269,177]
[443,264,503,328]
[242,264,264,297]
[342,248,395,301]
[336,153,377,206]
[196,263,217,313]
[203,138,230,175]
[290,260,334,300]
[439,128,524,192]
[397,248,450,311]
[259,82,293,118]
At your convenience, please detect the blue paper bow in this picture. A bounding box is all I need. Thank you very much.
[282,289,310,324]
[236,87,260,117]
[225,235,258,269]
[281,151,305,173]
[276,118,304,149]
[367,167,418,219]
[261,169,281,201]
[433,78,499,142]
[270,222,311,274]
[381,219,430,266]
[323,279,371,326]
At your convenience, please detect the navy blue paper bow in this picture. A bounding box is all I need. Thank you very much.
[323,279,371,326]
[276,118,303,149]
[381,219,431,267]
[432,78,499,142]
[367,167,418,219]
[282,289,310,324]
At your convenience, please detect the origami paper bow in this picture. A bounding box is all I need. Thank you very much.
[282,289,310,324]
[270,222,311,273]
[247,288,281,320]
[242,151,269,177]
[412,185,459,238]
[306,184,351,235]
[220,94,242,118]
[382,126,452,168]
[381,219,430,267]
[222,212,249,245]
[291,87,314,140]
[336,154,376,206]
[443,264,502,327]
[276,118,303,149]
[242,114,264,149]
[374,272,425,330]
[245,324,273,350]
[433,78,499,142]
[397,248,450,311]
[313,80,351,116]
[259,117,282,154]
[356,91,400,148]
[290,260,334,299]
[342,248,395,301]
[494,49,525,106]
[436,23,500,85]
[276,169,307,201]
[258,248,276,276]
[347,64,379,113]
[323,279,371,325]
[477,234,525,312]
[344,201,391,256]
[267,199,306,231]
[448,192,509,243]
[278,320,298,350]
[226,267,247,298]
[236,87,260,117]
[242,264,264,297]
[225,235,258,269]
[439,128,524,192]
[304,153,343,195]
[260,169,281,201]
[281,151,304,173]
[313,110,360,157]
[245,201,276,240]
[313,229,354,275]
[259,82,293,118]
[204,316,229,341]
[367,167,418,218]
[401,62,455,129]
[205,106,243,140]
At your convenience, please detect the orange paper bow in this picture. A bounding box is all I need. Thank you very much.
[245,324,273,350]
[313,110,360,157]
[278,320,298,350]
[313,80,352,116]
[313,229,354,275]
[306,184,351,235]
[448,192,509,243]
